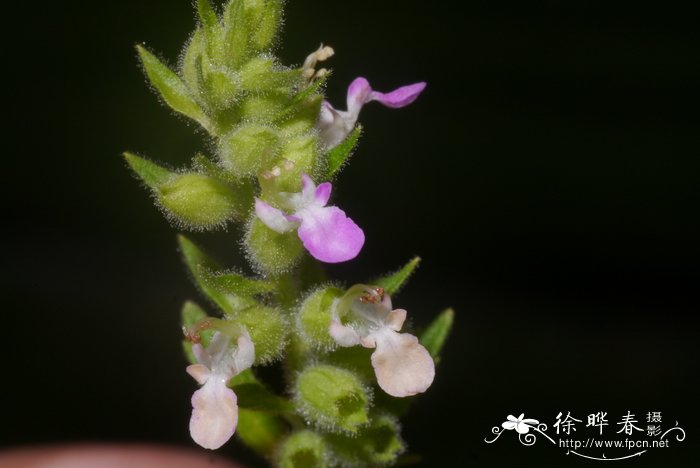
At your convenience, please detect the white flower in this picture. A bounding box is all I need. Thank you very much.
[186,331,255,450]
[502,414,540,434]
[329,286,434,397]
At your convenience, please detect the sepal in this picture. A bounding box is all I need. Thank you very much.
[373,256,421,296]
[298,286,344,349]
[294,364,371,434]
[277,430,330,468]
[244,217,304,275]
[420,308,454,362]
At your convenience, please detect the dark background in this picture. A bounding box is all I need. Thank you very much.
[4,1,698,466]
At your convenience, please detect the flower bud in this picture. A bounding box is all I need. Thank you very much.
[245,217,303,275]
[298,287,343,349]
[279,95,323,137]
[235,305,287,364]
[239,93,286,123]
[219,124,280,175]
[327,413,404,466]
[294,364,371,434]
[273,135,319,192]
[158,172,239,229]
[203,67,241,111]
[276,430,330,468]
[250,0,282,51]
[239,56,296,92]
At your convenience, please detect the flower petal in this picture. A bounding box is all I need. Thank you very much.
[191,343,212,369]
[385,309,407,331]
[522,418,539,426]
[186,364,211,385]
[516,423,531,434]
[346,77,373,115]
[329,318,361,347]
[255,199,297,233]
[502,421,517,430]
[233,334,255,373]
[314,182,332,207]
[189,378,238,450]
[318,102,353,150]
[371,328,435,397]
[370,82,426,108]
[297,205,365,263]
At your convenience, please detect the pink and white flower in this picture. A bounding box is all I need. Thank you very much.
[502,414,540,434]
[186,331,255,450]
[255,174,365,263]
[329,286,435,397]
[318,77,426,149]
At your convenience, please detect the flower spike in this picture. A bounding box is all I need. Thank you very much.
[186,331,255,450]
[318,77,426,149]
[255,174,365,263]
[329,285,435,397]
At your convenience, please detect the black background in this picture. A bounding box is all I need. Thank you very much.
[4,1,698,466]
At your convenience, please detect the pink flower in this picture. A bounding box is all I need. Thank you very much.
[255,174,365,263]
[318,77,426,149]
[186,332,255,450]
[329,286,435,397]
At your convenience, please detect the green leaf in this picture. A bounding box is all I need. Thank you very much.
[136,45,211,131]
[420,308,454,361]
[233,382,294,412]
[123,152,173,188]
[178,235,234,313]
[373,256,421,296]
[326,125,362,178]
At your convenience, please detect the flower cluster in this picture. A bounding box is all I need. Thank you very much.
[127,0,452,465]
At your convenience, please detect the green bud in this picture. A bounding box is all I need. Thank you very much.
[239,56,298,92]
[202,67,241,111]
[158,172,239,229]
[239,93,286,123]
[237,409,287,456]
[279,94,323,137]
[219,123,280,175]
[327,413,405,466]
[273,134,319,192]
[298,287,343,350]
[294,364,371,434]
[277,430,330,468]
[251,0,282,51]
[223,0,283,68]
[235,305,287,364]
[245,217,303,275]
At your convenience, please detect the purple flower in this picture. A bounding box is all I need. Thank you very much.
[186,331,255,450]
[329,286,435,397]
[318,77,426,149]
[255,174,365,263]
